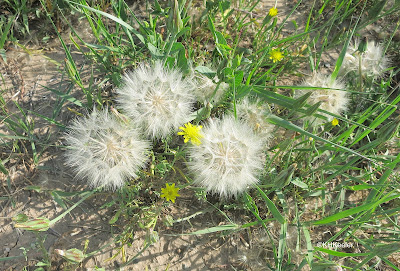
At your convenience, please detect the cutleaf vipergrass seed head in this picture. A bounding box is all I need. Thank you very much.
[192,71,229,104]
[188,116,265,198]
[341,39,390,78]
[65,109,151,191]
[236,97,274,145]
[117,60,196,139]
[295,72,349,124]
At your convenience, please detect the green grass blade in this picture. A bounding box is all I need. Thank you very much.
[315,247,368,257]
[254,185,285,224]
[313,192,400,225]
[267,114,371,162]
[185,224,239,235]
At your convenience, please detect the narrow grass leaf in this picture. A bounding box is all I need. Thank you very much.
[0,256,25,262]
[302,226,313,263]
[186,224,239,235]
[267,114,371,161]
[0,160,8,175]
[254,185,285,224]
[277,222,287,270]
[315,247,368,257]
[70,2,146,44]
[51,191,68,210]
[314,192,400,225]
[28,110,66,129]
[0,133,30,140]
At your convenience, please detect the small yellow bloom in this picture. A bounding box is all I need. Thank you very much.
[269,49,284,63]
[161,183,180,203]
[331,118,339,126]
[269,7,278,17]
[177,122,203,145]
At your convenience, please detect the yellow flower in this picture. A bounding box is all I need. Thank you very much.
[269,49,284,63]
[161,183,180,203]
[331,118,339,126]
[269,7,278,17]
[177,122,203,145]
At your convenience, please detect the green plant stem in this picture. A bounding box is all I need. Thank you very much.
[359,53,363,92]
[35,232,51,271]
[50,189,98,225]
[163,32,177,64]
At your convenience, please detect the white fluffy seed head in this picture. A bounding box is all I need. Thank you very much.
[295,72,349,124]
[236,97,274,145]
[341,39,390,78]
[117,61,196,139]
[192,72,229,104]
[64,109,151,191]
[188,116,265,198]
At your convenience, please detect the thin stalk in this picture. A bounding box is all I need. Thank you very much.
[50,189,98,225]
[359,52,363,92]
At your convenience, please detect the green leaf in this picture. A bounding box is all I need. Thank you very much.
[0,16,14,49]
[0,255,24,262]
[365,0,387,23]
[12,213,29,223]
[51,191,68,210]
[314,192,400,225]
[254,185,285,224]
[291,178,309,190]
[147,43,163,57]
[234,70,244,86]
[267,115,371,161]
[0,160,8,175]
[109,209,121,224]
[236,85,251,99]
[292,91,312,111]
[28,110,66,129]
[24,186,42,192]
[70,2,146,44]
[43,86,83,107]
[170,42,184,54]
[187,224,239,235]
[304,101,322,116]
[315,247,368,257]
[0,48,6,62]
[344,185,377,191]
[195,66,216,78]
[35,261,50,267]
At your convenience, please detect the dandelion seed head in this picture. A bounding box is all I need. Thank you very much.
[295,72,349,124]
[236,97,274,145]
[64,109,151,191]
[192,71,228,104]
[117,61,196,139]
[341,39,390,78]
[188,116,265,198]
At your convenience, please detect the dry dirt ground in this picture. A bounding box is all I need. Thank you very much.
[1,0,398,270]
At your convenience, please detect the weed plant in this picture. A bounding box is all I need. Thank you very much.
[1,0,400,270]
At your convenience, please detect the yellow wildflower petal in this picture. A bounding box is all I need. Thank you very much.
[177,122,204,145]
[161,183,180,203]
[269,49,284,63]
[269,7,278,17]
